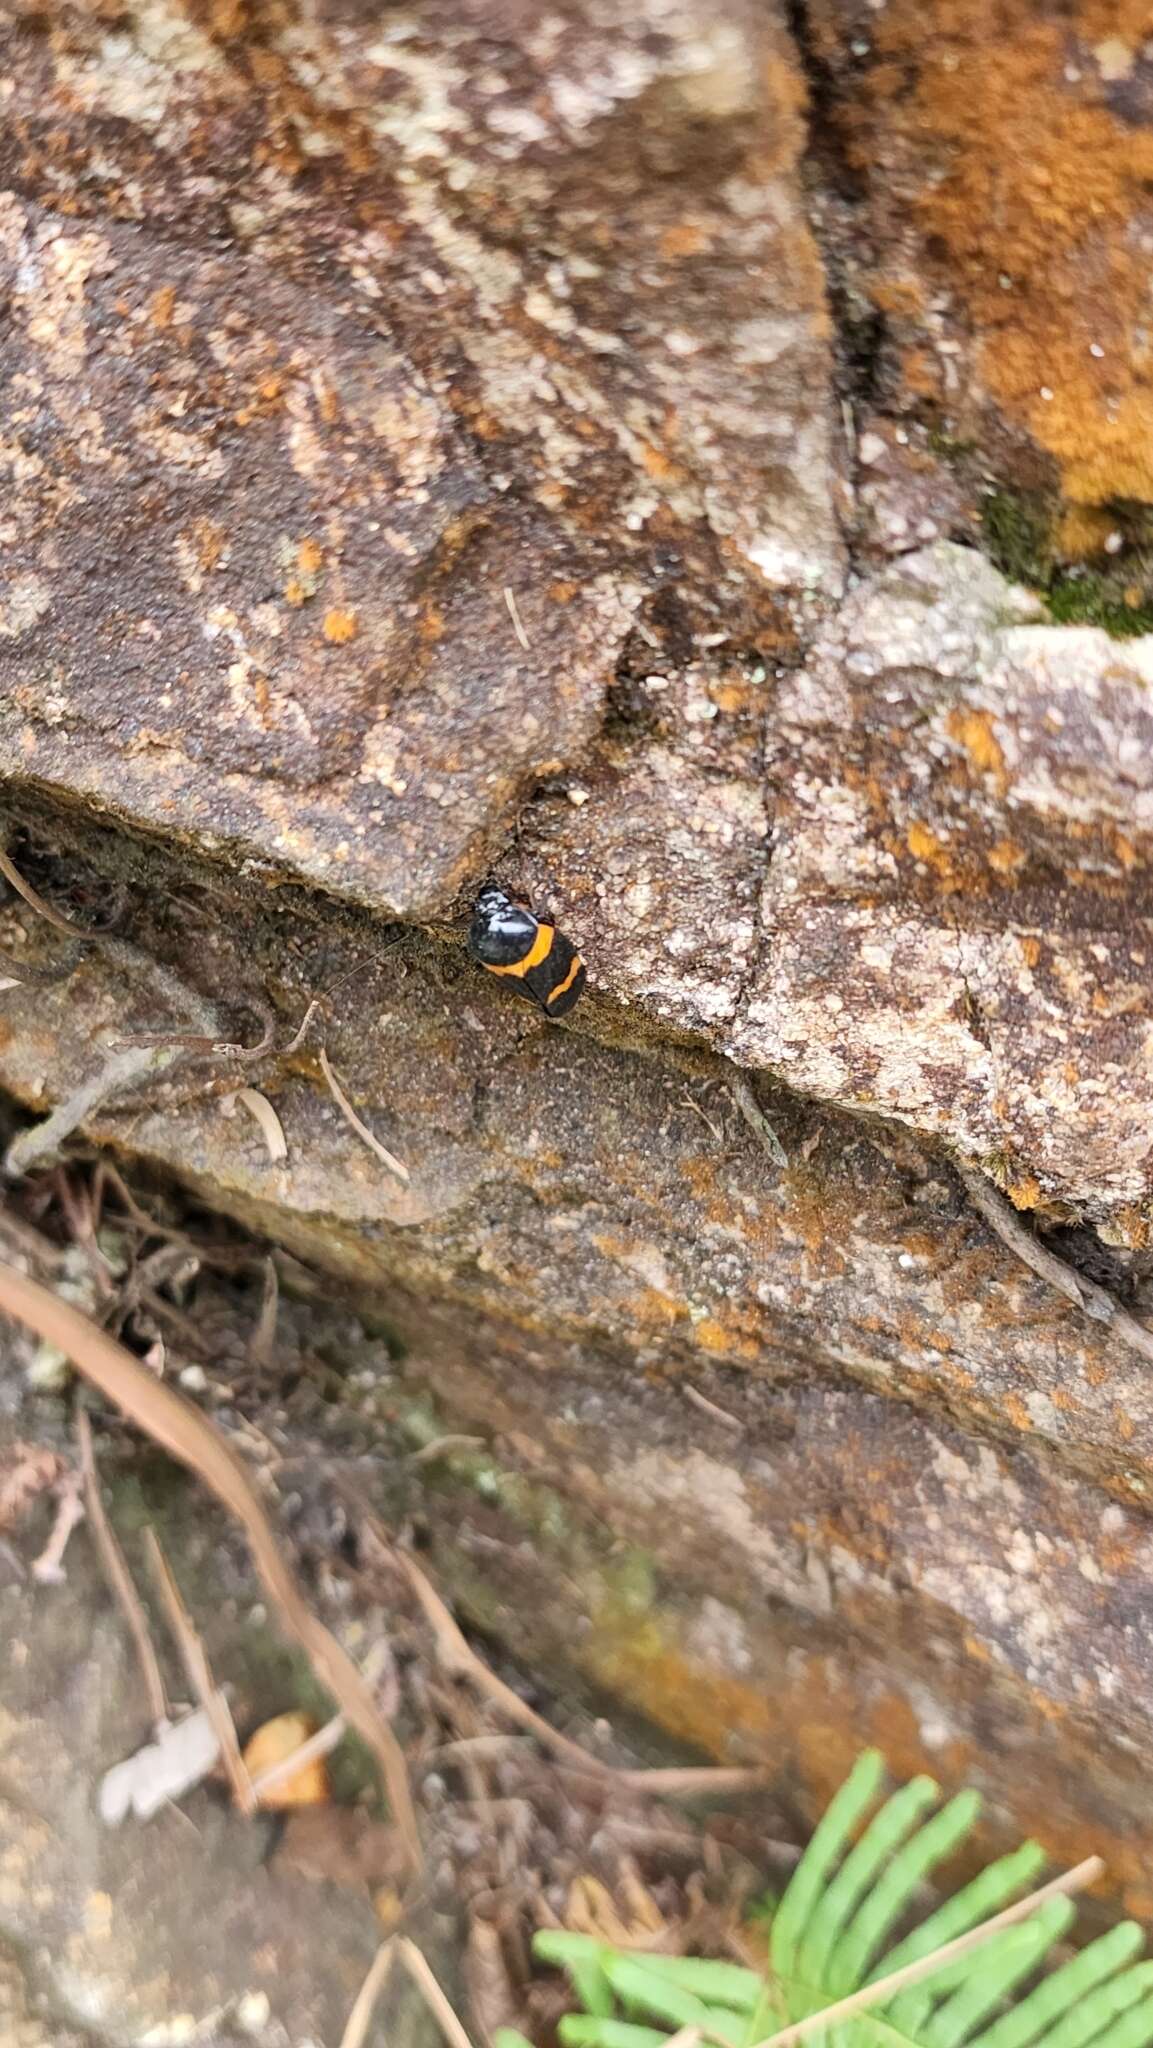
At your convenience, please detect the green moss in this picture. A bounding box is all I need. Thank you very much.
[980,489,1054,587]
[926,426,978,461]
[980,490,1153,638]
[1044,572,1153,638]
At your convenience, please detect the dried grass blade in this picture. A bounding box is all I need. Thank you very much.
[399,1938,478,2048]
[0,1260,422,1874]
[0,844,87,937]
[319,1049,410,1186]
[142,1526,255,1815]
[340,1940,397,2048]
[77,1408,169,1729]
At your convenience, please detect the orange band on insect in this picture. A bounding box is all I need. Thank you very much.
[484,923,556,977]
[545,954,584,1006]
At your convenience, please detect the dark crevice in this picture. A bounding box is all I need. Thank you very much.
[783,0,889,425]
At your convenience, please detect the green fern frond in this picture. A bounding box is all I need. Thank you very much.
[533,1753,1153,2048]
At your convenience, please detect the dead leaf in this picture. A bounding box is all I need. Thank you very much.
[100,1707,222,1824]
[243,1711,330,1809]
[235,1088,288,1163]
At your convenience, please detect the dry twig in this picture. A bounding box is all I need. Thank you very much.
[0,1261,422,1875]
[248,1257,280,1370]
[0,843,89,937]
[142,1526,255,1815]
[365,1514,765,1798]
[399,1939,477,2048]
[683,1386,743,1435]
[319,1049,410,1187]
[747,1855,1105,2048]
[77,1408,169,1730]
[503,586,531,653]
[728,1077,787,1169]
[339,1940,397,2048]
[956,1163,1153,1366]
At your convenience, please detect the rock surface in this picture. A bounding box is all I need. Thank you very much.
[0,0,842,916]
[807,0,1153,562]
[4,0,1153,1980]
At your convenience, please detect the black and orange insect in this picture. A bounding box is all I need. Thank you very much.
[467,886,586,1018]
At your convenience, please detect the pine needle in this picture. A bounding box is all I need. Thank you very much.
[399,1939,478,2048]
[319,1049,410,1187]
[142,1526,255,1816]
[340,1940,397,2048]
[76,1408,169,1730]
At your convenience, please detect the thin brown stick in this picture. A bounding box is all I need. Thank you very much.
[142,1526,255,1816]
[399,1939,477,2048]
[503,586,531,652]
[0,844,88,937]
[409,1434,485,1467]
[397,1544,613,1774]
[339,1940,397,2048]
[747,1854,1106,2048]
[684,1385,744,1435]
[729,1076,788,1168]
[77,1409,169,1730]
[574,1764,768,1796]
[248,1257,279,1370]
[319,1049,410,1187]
[0,1261,422,1874]
[956,1163,1153,1366]
[391,1531,765,1795]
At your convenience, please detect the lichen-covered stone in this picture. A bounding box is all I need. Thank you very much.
[0,0,843,914]
[729,544,1153,1219]
[807,0,1153,540]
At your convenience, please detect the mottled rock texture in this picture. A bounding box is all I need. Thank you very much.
[807,0,1153,592]
[4,0,1153,1932]
[0,0,841,914]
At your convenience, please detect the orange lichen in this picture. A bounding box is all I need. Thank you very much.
[322,608,358,645]
[989,840,1027,879]
[946,707,1007,787]
[659,222,708,259]
[296,538,324,576]
[858,0,1153,518]
[1005,1176,1042,1211]
[1002,1393,1032,1430]
[906,819,944,863]
[1017,935,1041,969]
